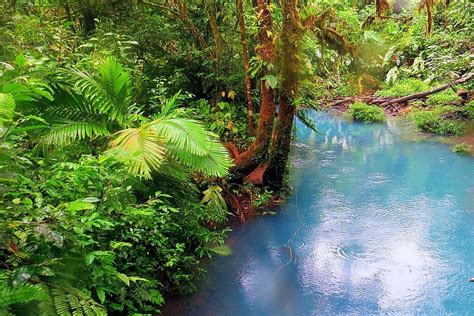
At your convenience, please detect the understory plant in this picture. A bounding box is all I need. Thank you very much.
[346,102,386,123]
[452,143,472,155]
[375,78,430,98]
[410,106,465,136]
[426,90,462,106]
[0,54,232,314]
[0,148,229,314]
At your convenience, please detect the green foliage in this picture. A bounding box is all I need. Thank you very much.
[411,106,465,136]
[375,78,430,97]
[0,152,228,314]
[110,116,232,179]
[201,185,229,224]
[426,90,462,106]
[452,143,472,155]
[346,102,386,123]
[465,101,474,119]
[187,99,250,145]
[0,93,15,127]
[0,282,47,309]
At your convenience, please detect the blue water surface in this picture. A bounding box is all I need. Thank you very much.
[180,111,474,315]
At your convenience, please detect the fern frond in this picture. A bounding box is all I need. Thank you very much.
[0,283,47,308]
[39,285,106,316]
[0,93,16,127]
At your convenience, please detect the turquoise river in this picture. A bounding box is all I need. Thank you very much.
[170,111,474,315]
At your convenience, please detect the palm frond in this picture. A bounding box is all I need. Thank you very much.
[150,118,211,156]
[109,127,167,178]
[42,121,111,146]
[71,57,132,122]
[167,139,232,177]
[110,117,232,178]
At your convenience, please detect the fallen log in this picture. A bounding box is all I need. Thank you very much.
[379,73,474,107]
[327,97,353,108]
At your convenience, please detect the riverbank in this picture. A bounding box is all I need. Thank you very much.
[329,95,474,156]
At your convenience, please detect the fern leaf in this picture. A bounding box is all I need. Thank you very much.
[0,93,16,127]
[0,283,47,308]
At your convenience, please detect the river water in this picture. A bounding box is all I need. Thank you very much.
[174,111,474,315]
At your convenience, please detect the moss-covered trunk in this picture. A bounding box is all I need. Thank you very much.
[263,0,303,189]
[232,0,276,178]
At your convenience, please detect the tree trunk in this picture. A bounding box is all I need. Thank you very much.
[231,0,276,178]
[236,0,254,135]
[82,7,96,35]
[207,7,223,65]
[263,0,303,190]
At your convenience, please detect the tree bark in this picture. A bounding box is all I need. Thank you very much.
[236,0,254,135]
[380,73,474,107]
[82,7,96,35]
[263,0,303,190]
[207,6,224,65]
[231,0,276,178]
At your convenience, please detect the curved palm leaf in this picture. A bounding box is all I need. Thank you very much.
[166,140,231,177]
[150,118,211,156]
[43,121,110,146]
[71,57,132,122]
[110,117,231,178]
[110,127,167,179]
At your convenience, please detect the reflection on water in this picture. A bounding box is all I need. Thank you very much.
[171,111,474,315]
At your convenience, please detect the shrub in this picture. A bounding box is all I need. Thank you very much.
[347,102,386,123]
[411,106,465,136]
[375,78,430,97]
[0,152,229,314]
[452,143,472,155]
[427,91,462,106]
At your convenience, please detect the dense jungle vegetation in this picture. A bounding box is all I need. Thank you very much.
[0,0,472,314]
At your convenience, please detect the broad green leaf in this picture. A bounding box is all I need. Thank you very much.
[66,200,95,211]
[261,74,277,89]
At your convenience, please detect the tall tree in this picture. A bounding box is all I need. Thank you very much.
[263,0,303,189]
[236,0,254,135]
[232,0,276,178]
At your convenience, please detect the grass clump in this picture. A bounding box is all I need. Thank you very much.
[427,90,462,106]
[347,102,386,123]
[375,78,430,98]
[452,143,472,155]
[411,106,464,136]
